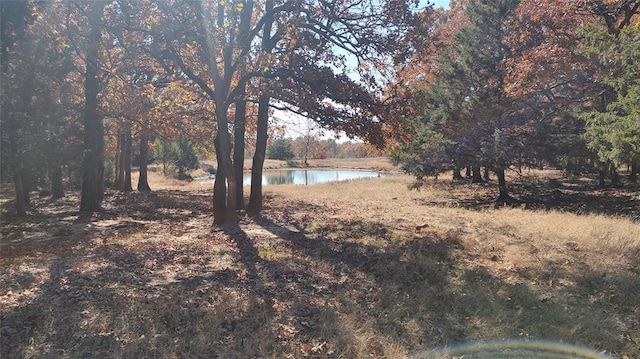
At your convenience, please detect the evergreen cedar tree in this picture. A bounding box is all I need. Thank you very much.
[390,0,639,200]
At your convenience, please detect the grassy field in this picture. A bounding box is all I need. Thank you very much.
[1,160,639,358]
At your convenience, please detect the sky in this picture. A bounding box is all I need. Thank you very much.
[429,0,450,9]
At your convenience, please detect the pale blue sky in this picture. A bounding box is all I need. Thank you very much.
[429,0,450,9]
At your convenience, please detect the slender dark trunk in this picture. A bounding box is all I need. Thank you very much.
[122,121,132,192]
[21,168,30,206]
[471,165,484,183]
[13,168,26,216]
[598,169,607,187]
[247,95,270,215]
[483,167,490,182]
[247,0,274,216]
[213,135,226,222]
[233,98,246,210]
[610,163,620,186]
[496,167,508,202]
[115,129,124,189]
[465,166,472,178]
[303,135,311,167]
[453,167,463,180]
[629,162,638,184]
[80,2,105,212]
[50,162,64,199]
[137,129,151,192]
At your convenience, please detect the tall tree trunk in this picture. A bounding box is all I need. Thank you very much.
[20,168,30,206]
[213,105,238,224]
[483,167,490,182]
[248,95,270,215]
[233,97,246,210]
[610,163,620,186]
[247,0,274,216]
[122,121,133,192]
[598,169,607,187]
[50,161,64,199]
[471,165,484,183]
[80,2,105,212]
[13,168,26,216]
[115,129,124,189]
[629,161,638,184]
[453,166,463,180]
[304,135,311,167]
[495,167,508,202]
[137,129,151,192]
[213,135,227,222]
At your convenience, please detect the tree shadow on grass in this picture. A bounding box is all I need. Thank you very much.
[416,176,639,220]
[2,192,639,358]
[251,198,640,357]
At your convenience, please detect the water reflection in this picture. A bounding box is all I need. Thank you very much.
[242,169,380,186]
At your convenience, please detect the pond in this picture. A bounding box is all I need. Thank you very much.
[243,168,381,186]
[197,169,382,186]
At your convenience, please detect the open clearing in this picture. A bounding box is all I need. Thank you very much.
[1,162,639,358]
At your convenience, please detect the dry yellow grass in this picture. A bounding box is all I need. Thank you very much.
[1,166,639,358]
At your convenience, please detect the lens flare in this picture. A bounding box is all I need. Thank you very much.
[410,340,613,359]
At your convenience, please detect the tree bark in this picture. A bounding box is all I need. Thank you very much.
[115,129,124,189]
[598,169,607,187]
[629,162,638,184]
[50,161,64,199]
[213,135,227,222]
[471,165,484,183]
[453,166,463,180]
[483,167,490,182]
[213,104,238,224]
[247,95,270,215]
[21,168,30,206]
[610,163,620,186]
[122,121,133,192]
[13,169,26,216]
[80,2,105,212]
[137,129,151,192]
[465,166,472,178]
[233,98,246,210]
[495,167,508,202]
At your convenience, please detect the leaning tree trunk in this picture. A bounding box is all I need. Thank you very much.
[137,129,151,192]
[80,2,105,212]
[247,1,276,215]
[247,95,270,216]
[495,167,509,202]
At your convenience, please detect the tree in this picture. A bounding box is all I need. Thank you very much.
[266,138,294,161]
[1,1,84,213]
[581,25,640,183]
[79,1,108,212]
[126,0,415,222]
[394,0,524,201]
